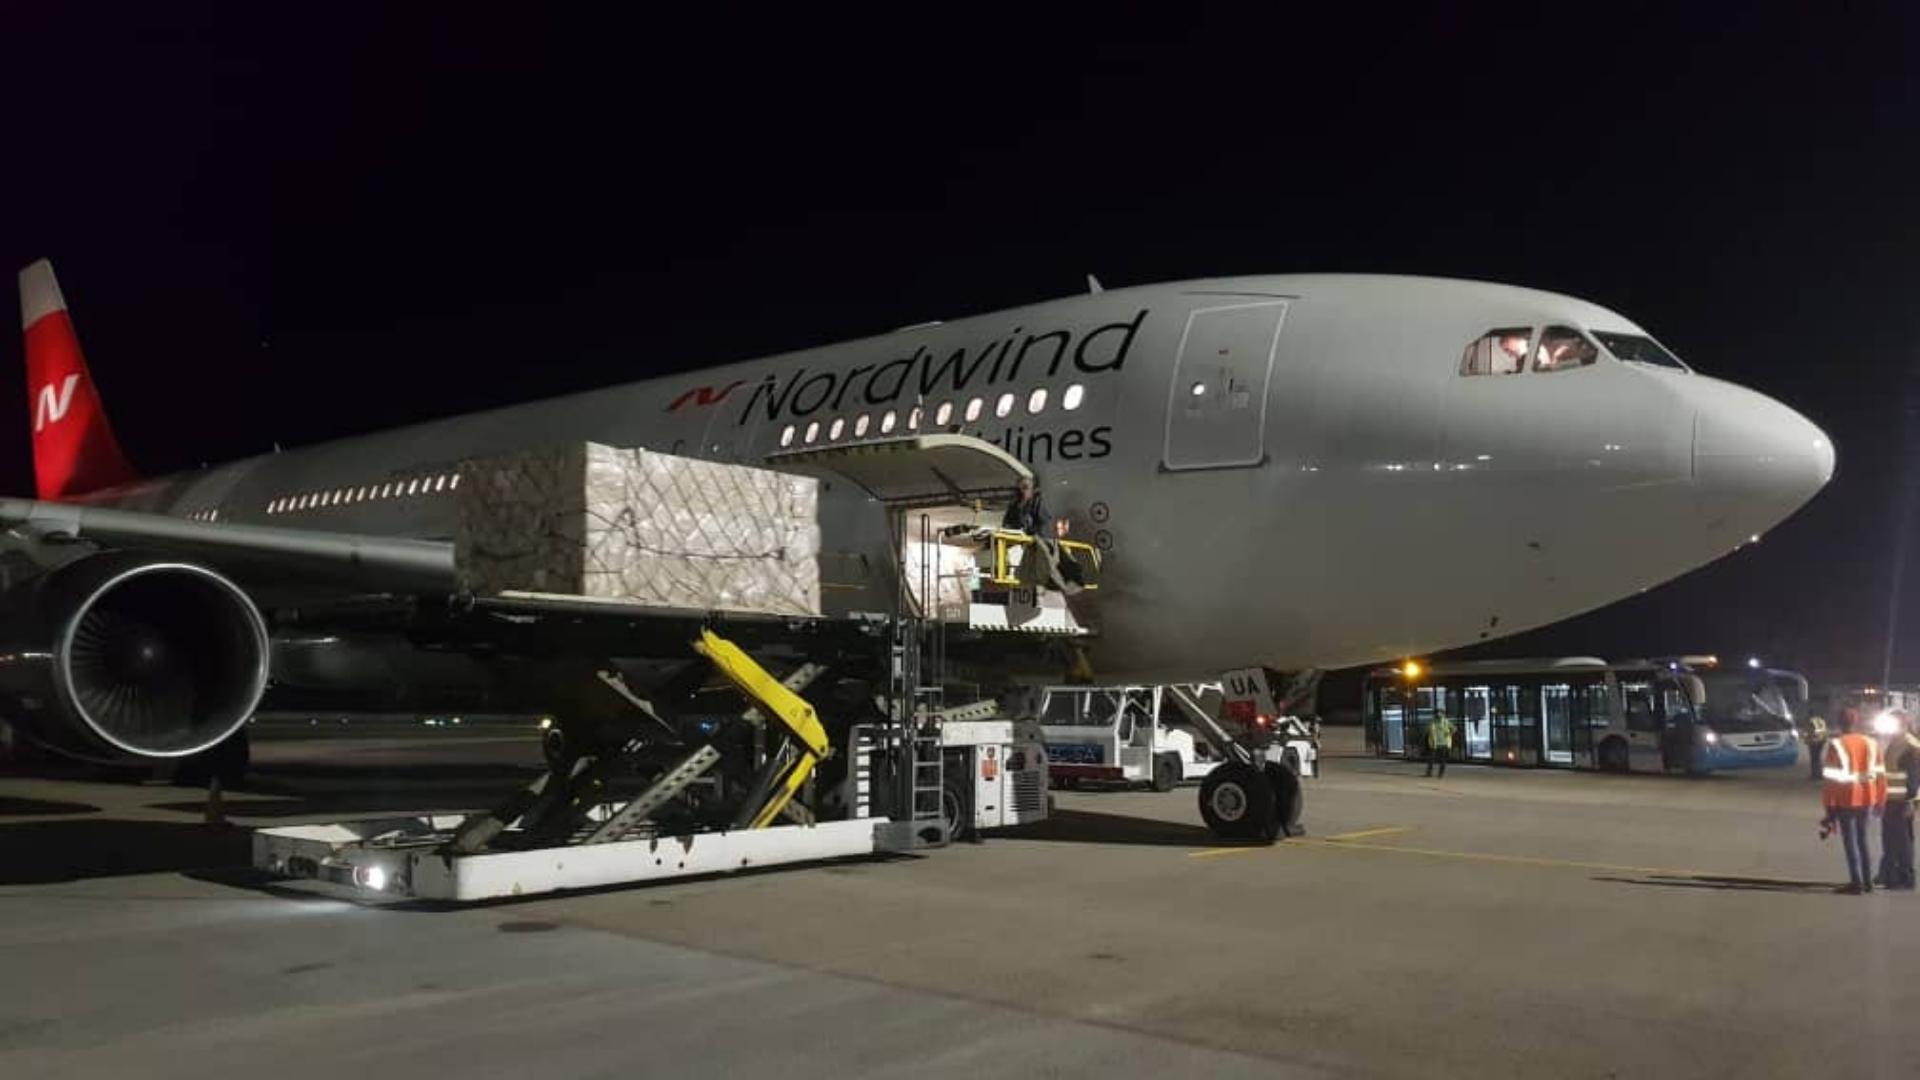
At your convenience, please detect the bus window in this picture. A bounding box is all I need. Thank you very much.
[1585,684,1613,728]
[1662,685,1695,724]
[1460,327,1532,376]
[1623,683,1660,732]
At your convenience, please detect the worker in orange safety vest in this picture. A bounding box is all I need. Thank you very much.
[1822,707,1888,895]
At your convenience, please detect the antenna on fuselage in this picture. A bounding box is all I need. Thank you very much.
[1086,274,1104,294]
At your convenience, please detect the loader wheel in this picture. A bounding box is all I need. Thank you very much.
[1263,761,1304,838]
[1151,753,1178,792]
[1199,762,1276,842]
[940,772,974,843]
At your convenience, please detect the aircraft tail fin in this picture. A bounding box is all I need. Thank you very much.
[18,260,139,500]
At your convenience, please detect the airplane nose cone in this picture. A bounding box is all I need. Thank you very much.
[1692,378,1833,529]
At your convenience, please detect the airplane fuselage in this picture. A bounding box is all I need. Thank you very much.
[82,274,1832,680]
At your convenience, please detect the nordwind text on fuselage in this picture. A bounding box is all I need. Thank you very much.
[734,310,1147,439]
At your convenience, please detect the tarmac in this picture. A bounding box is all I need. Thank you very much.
[2,726,1914,1079]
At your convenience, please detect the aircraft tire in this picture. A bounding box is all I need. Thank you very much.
[1263,761,1304,838]
[1199,762,1275,842]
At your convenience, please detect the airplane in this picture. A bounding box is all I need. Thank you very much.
[0,259,1832,789]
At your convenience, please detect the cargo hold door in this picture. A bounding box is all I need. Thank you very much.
[764,433,1031,507]
[1163,300,1288,470]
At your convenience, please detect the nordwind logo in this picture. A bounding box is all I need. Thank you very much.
[666,380,744,412]
[33,374,79,433]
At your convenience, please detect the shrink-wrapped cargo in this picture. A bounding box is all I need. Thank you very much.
[455,444,820,616]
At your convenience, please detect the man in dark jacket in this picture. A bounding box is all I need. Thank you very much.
[1002,477,1051,535]
[1001,477,1081,594]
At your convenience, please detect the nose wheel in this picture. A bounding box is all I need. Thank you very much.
[1198,761,1281,843]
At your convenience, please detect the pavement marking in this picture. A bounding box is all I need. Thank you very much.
[1323,825,1412,842]
[1190,831,1831,889]
[1188,823,1414,856]
[1188,845,1269,858]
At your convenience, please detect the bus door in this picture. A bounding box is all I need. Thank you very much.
[1463,686,1493,761]
[1658,679,1699,771]
[1621,681,1665,770]
[1378,686,1406,755]
[1575,682,1610,768]
[1541,684,1574,766]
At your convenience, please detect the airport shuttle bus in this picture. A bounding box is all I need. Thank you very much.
[1364,657,1803,774]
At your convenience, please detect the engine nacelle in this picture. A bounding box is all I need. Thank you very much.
[0,553,268,760]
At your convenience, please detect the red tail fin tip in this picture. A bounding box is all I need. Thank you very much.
[18,260,138,500]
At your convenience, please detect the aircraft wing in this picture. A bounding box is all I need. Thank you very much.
[0,496,456,594]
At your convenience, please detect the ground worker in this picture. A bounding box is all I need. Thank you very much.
[1001,475,1052,537]
[1000,475,1081,594]
[1425,711,1455,778]
[1821,707,1888,895]
[1877,711,1919,890]
[1804,711,1828,782]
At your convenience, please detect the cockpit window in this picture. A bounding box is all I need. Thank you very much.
[1460,327,1531,376]
[1592,331,1689,371]
[1534,326,1598,372]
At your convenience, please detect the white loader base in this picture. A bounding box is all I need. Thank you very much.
[253,816,900,902]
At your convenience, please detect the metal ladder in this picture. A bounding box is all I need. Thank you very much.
[895,510,950,846]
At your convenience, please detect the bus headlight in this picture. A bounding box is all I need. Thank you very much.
[1702,729,1719,745]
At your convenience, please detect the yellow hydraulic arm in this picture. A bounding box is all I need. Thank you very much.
[694,628,831,829]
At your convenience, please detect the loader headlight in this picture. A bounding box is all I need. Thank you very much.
[355,865,389,892]
[1873,711,1902,736]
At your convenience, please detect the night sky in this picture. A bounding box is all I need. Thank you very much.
[3,5,1916,683]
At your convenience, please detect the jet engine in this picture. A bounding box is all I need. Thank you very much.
[0,553,268,760]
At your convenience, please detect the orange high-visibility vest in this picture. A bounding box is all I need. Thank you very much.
[1823,733,1888,810]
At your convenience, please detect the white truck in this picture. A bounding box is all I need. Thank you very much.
[1040,683,1318,793]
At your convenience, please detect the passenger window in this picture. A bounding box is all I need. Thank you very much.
[829,417,845,440]
[780,424,796,447]
[854,414,870,437]
[1535,325,1598,372]
[1624,683,1660,733]
[1027,387,1047,414]
[965,397,983,422]
[1460,327,1532,376]
[880,410,897,434]
[935,401,953,426]
[1063,383,1085,410]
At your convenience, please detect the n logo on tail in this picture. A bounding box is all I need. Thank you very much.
[33,374,79,433]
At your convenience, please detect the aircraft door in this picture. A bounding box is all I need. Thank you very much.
[1164,301,1289,470]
